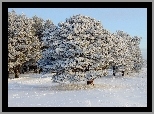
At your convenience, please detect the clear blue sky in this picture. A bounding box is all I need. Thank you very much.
[8,8,147,59]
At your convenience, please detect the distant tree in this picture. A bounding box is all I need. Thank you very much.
[130,36,143,72]
[110,31,134,75]
[111,30,143,75]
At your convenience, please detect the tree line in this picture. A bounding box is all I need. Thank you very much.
[8,10,143,85]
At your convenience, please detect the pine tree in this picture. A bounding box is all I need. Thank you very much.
[131,36,143,72]
[8,10,42,78]
[32,15,44,41]
[41,19,58,51]
[111,31,134,74]
[39,14,112,84]
[111,30,143,75]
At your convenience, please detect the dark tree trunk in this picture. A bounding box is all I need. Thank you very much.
[15,73,19,78]
[39,68,43,74]
[113,66,116,76]
[14,69,19,78]
[122,71,124,76]
[14,65,20,78]
[34,69,37,73]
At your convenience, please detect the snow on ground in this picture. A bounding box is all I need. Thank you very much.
[8,68,147,107]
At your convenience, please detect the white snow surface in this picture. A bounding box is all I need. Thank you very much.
[8,68,147,107]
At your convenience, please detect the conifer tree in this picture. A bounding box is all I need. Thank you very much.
[39,15,112,84]
[41,19,58,51]
[32,15,44,41]
[8,10,42,78]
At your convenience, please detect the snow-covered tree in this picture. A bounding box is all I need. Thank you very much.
[32,15,44,41]
[111,30,143,75]
[8,10,42,78]
[37,14,143,84]
[130,36,143,72]
[41,19,58,51]
[110,31,133,74]
[39,14,113,84]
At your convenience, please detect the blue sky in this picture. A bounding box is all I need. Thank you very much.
[8,8,147,59]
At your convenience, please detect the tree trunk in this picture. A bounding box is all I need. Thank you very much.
[14,69,19,78]
[39,68,43,74]
[14,66,20,78]
[113,72,115,76]
[122,71,124,76]
[113,66,116,76]
[34,69,37,73]
[15,73,19,78]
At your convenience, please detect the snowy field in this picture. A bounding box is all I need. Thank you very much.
[8,68,147,107]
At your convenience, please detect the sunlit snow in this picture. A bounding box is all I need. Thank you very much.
[8,68,147,107]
